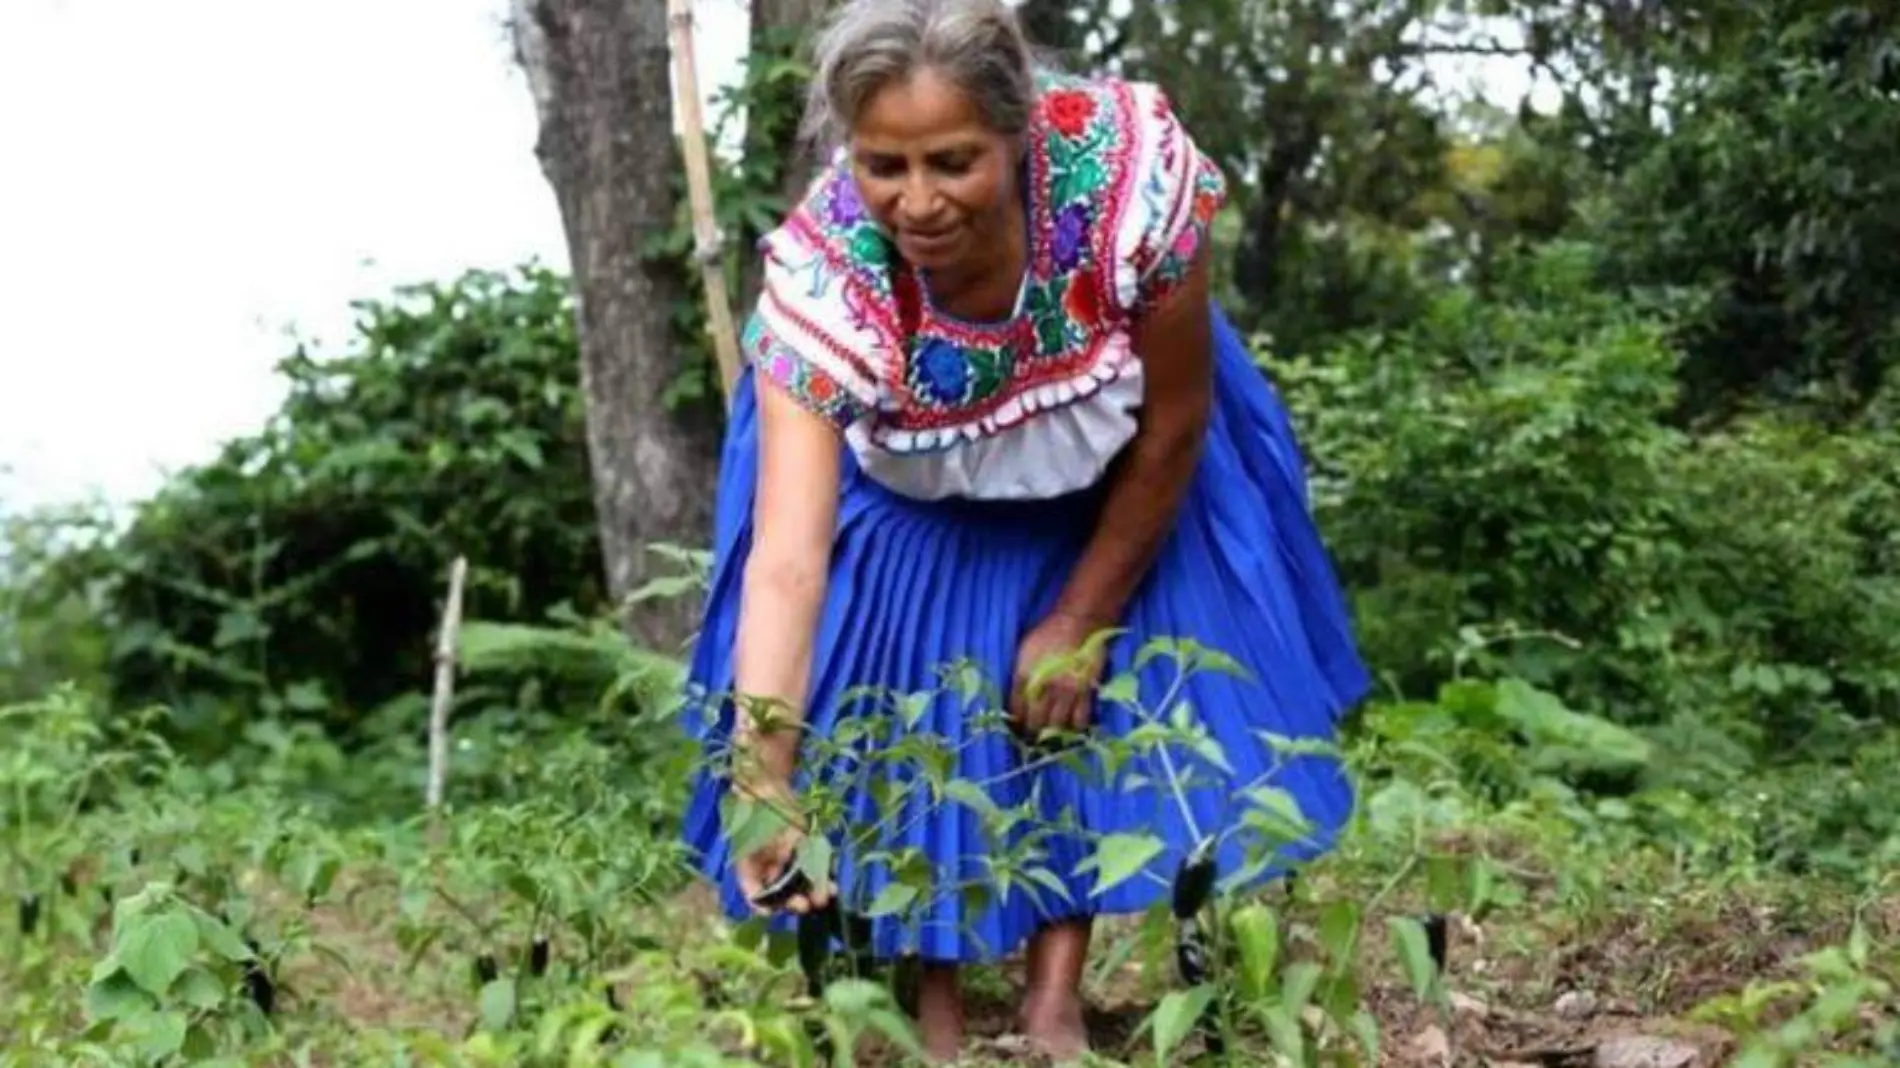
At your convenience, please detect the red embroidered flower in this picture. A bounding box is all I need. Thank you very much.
[1192,179,1223,224]
[1043,89,1097,138]
[1064,268,1103,328]
[807,369,837,402]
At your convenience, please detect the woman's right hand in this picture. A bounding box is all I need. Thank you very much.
[732,776,832,916]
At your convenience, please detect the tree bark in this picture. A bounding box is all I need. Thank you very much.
[511,0,720,652]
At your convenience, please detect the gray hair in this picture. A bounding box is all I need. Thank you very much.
[801,0,1039,152]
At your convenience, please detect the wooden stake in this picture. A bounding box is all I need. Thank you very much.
[426,556,468,831]
[668,0,744,405]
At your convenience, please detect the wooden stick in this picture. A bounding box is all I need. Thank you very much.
[426,556,469,827]
[668,0,744,405]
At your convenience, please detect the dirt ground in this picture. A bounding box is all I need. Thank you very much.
[262,874,1891,1067]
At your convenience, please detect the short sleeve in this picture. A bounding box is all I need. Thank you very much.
[747,197,886,430]
[1111,83,1229,316]
[744,313,871,428]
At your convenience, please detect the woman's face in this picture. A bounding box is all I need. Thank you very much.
[848,68,1021,272]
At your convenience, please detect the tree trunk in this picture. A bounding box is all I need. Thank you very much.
[738,0,832,313]
[1234,114,1320,312]
[511,0,720,652]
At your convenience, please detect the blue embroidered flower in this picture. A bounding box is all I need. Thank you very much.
[1052,202,1089,272]
[912,337,972,405]
[828,177,866,227]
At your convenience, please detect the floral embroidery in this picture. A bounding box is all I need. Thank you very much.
[1140,156,1226,309]
[1051,202,1089,272]
[868,70,1135,435]
[827,177,866,227]
[848,228,891,270]
[1047,134,1110,208]
[746,314,868,426]
[1026,277,1077,354]
[911,337,972,405]
[1144,229,1200,307]
[1064,267,1104,331]
[747,71,1224,447]
[1044,88,1097,138]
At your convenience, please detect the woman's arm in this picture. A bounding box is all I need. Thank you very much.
[727,376,843,913]
[1052,253,1215,628]
[730,378,844,785]
[1013,254,1215,735]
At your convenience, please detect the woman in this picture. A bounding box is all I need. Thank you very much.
[678,0,1370,1060]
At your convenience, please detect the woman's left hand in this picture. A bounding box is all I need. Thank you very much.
[1010,611,1109,741]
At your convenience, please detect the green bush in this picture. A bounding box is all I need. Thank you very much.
[88,266,607,753]
[1273,242,1900,760]
[0,502,117,703]
[1269,242,1691,711]
[1588,3,1900,416]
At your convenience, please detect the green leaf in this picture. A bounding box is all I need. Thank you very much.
[796,835,835,891]
[1228,903,1280,1001]
[865,883,918,918]
[823,977,891,1016]
[1262,1004,1306,1063]
[84,970,149,1022]
[899,692,933,730]
[722,794,794,861]
[119,911,199,997]
[1467,857,1498,921]
[506,868,543,906]
[866,1008,929,1061]
[1243,786,1315,843]
[175,968,227,1010]
[212,609,267,649]
[1150,984,1216,1065]
[1023,866,1076,908]
[1493,677,1651,777]
[1282,961,1323,1010]
[1257,731,1342,760]
[1100,671,1140,706]
[1425,854,1464,913]
[479,977,518,1032]
[1077,833,1165,898]
[282,679,329,713]
[187,1033,237,1064]
[1318,899,1362,964]
[1188,645,1252,681]
[1387,916,1440,1001]
[942,779,1001,822]
[1349,1009,1382,1062]
[1319,971,1363,1024]
[129,1009,189,1062]
[194,911,254,964]
[500,433,544,470]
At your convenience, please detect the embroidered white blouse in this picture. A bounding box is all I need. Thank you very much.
[744,70,1226,501]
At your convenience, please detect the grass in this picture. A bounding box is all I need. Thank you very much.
[1,682,1896,1067]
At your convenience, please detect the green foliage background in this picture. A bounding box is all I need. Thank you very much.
[3,2,1900,1063]
[3,0,1898,858]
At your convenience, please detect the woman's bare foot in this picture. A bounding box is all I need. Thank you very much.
[1020,986,1090,1060]
[915,963,964,1063]
[1022,918,1093,1060]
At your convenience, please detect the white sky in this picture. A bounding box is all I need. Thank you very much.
[0,0,751,514]
[0,0,1531,516]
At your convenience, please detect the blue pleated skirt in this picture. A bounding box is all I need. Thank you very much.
[677,304,1370,964]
